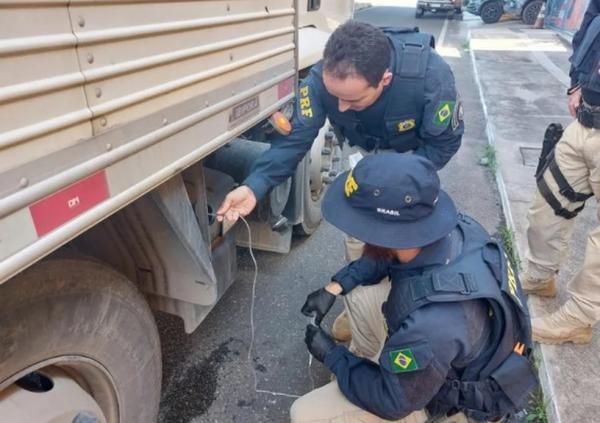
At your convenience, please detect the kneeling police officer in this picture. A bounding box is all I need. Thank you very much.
[294,154,537,423]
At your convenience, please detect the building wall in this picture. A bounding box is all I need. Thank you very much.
[545,0,589,34]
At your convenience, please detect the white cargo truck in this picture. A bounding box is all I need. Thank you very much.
[0,1,353,421]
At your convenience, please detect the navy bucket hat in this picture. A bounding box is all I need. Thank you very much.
[322,154,457,249]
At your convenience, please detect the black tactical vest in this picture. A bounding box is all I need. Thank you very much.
[320,28,434,153]
[382,215,538,421]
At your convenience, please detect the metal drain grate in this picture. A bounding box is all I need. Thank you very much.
[520,146,542,167]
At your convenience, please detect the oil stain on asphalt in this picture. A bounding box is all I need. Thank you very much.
[159,338,247,422]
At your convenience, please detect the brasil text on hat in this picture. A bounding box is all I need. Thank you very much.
[322,154,457,249]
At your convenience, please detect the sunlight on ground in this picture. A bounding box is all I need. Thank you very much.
[438,46,462,58]
[470,38,568,52]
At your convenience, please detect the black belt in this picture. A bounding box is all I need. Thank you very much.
[577,101,600,129]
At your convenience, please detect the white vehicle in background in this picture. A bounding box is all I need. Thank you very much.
[0,1,353,422]
[416,0,464,19]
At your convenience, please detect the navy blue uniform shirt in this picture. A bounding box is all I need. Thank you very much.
[570,0,600,102]
[571,0,600,84]
[244,50,463,200]
[324,230,492,420]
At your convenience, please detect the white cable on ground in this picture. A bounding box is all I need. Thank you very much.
[236,215,302,400]
[308,353,315,391]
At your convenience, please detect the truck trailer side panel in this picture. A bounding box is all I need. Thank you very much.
[0,0,298,284]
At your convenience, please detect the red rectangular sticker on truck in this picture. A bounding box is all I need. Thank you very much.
[29,171,109,237]
[278,77,294,99]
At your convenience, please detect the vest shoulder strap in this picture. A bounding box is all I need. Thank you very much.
[382,27,434,79]
[384,217,495,326]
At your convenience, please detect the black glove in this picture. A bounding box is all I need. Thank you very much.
[305,324,336,363]
[301,288,336,325]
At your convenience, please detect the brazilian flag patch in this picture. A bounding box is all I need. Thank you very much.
[433,101,455,126]
[389,348,419,373]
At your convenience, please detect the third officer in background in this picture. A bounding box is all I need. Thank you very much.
[217,20,464,226]
[523,0,600,344]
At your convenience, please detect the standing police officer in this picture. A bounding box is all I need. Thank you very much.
[522,0,600,345]
[294,154,536,423]
[217,20,463,223]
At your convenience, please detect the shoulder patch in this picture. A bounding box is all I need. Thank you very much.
[389,348,419,373]
[298,85,313,119]
[380,339,434,375]
[451,94,463,131]
[432,100,455,126]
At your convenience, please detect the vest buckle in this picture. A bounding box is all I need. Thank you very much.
[432,273,477,295]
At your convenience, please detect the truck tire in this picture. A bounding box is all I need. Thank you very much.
[0,258,161,423]
[521,0,543,25]
[480,1,504,23]
[415,7,424,18]
[295,125,341,236]
[294,155,324,236]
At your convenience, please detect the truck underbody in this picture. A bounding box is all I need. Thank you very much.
[0,1,351,421]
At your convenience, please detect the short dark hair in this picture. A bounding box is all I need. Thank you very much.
[363,243,396,260]
[323,20,391,88]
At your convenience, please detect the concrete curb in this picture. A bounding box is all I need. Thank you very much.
[467,30,561,423]
[467,30,516,231]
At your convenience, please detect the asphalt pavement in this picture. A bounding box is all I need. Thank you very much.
[156,5,504,423]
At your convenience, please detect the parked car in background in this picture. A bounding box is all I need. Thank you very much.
[466,0,544,24]
[416,0,463,19]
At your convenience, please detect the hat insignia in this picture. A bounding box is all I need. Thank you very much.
[344,170,359,197]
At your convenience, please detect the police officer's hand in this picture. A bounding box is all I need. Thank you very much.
[305,324,336,363]
[217,186,257,222]
[301,287,337,325]
[568,87,582,118]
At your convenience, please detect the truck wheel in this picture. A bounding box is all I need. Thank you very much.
[296,166,323,236]
[480,1,504,23]
[415,7,424,18]
[0,258,161,423]
[521,0,543,25]
[295,124,341,236]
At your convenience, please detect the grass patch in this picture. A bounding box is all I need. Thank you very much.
[527,386,549,423]
[481,145,499,174]
[498,225,521,271]
[462,40,471,51]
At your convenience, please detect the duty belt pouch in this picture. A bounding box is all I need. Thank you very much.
[488,352,538,415]
[445,353,538,422]
[535,122,592,220]
[535,123,563,178]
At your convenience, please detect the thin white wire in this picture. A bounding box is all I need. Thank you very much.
[236,215,302,399]
[308,351,315,391]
